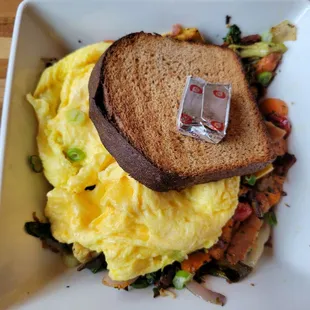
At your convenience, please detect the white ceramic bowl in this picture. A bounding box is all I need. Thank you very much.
[1,0,310,309]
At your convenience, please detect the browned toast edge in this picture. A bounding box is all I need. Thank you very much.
[89,32,275,192]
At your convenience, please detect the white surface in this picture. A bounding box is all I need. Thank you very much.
[0,0,310,309]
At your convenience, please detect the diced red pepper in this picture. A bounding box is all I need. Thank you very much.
[234,202,253,222]
[267,112,291,138]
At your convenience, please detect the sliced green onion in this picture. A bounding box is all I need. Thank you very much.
[66,148,86,162]
[65,109,86,124]
[264,210,278,227]
[28,155,43,173]
[257,71,273,87]
[172,270,192,290]
[244,175,257,186]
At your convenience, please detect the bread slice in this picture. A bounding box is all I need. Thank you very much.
[89,32,275,192]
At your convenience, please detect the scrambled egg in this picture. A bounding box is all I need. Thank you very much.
[28,42,240,281]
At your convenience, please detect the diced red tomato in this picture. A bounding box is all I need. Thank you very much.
[234,202,253,222]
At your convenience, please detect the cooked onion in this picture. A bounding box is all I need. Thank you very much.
[159,288,176,299]
[102,274,137,289]
[186,281,226,306]
[271,20,297,43]
[243,222,271,267]
[62,253,80,268]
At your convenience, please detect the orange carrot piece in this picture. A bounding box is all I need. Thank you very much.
[181,251,211,273]
[256,52,282,74]
[265,190,282,206]
[260,98,288,116]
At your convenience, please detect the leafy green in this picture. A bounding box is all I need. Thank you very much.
[264,211,278,227]
[130,271,161,289]
[131,277,150,289]
[223,24,241,44]
[77,253,107,273]
[196,260,253,283]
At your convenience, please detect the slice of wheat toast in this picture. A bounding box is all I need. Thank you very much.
[89,32,274,192]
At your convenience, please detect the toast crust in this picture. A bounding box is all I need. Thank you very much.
[89,32,275,192]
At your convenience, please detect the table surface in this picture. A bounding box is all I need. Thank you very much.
[0,0,22,113]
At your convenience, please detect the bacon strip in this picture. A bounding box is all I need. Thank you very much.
[226,215,263,265]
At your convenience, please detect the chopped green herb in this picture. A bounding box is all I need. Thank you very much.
[172,270,192,290]
[66,148,86,162]
[257,71,273,86]
[244,175,257,186]
[28,155,43,173]
[264,211,278,227]
[223,24,241,44]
